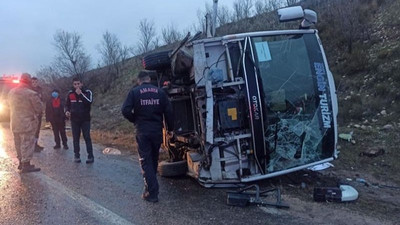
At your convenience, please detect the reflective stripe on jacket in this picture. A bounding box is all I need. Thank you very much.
[65,89,92,121]
[121,83,174,135]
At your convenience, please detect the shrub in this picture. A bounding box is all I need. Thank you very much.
[377,45,400,60]
[375,83,390,97]
[342,46,369,75]
[364,96,386,115]
[392,66,400,83]
[338,94,364,122]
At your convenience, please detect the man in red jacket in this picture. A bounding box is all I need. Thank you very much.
[65,77,93,164]
[46,89,68,150]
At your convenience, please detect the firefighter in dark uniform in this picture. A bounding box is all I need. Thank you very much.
[122,70,174,203]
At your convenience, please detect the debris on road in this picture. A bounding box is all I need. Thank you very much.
[226,185,289,209]
[313,185,358,202]
[381,124,394,130]
[43,123,52,129]
[377,184,400,190]
[339,131,356,144]
[308,162,334,171]
[359,148,385,157]
[355,178,370,187]
[102,147,122,155]
[339,131,353,142]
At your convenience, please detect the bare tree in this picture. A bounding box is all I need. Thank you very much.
[254,0,282,15]
[152,37,161,49]
[36,65,61,84]
[193,2,233,33]
[53,30,91,80]
[193,6,211,33]
[161,23,183,45]
[98,31,123,78]
[136,19,157,54]
[329,0,365,53]
[254,0,267,15]
[191,3,230,33]
[119,45,131,64]
[218,5,232,26]
[232,0,254,22]
[267,0,282,11]
[36,65,71,93]
[286,0,299,6]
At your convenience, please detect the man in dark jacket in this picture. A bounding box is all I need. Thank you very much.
[122,70,174,203]
[46,89,68,150]
[65,77,93,163]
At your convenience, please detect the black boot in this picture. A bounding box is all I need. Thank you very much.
[141,192,159,203]
[86,157,94,164]
[34,144,44,152]
[21,162,41,173]
[18,159,22,170]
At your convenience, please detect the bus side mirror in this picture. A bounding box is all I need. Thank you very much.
[301,9,317,29]
[278,6,304,22]
[278,6,317,29]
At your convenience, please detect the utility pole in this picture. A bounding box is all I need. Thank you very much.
[212,0,218,37]
[207,0,218,38]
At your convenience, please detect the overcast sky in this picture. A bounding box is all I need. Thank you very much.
[0,0,218,76]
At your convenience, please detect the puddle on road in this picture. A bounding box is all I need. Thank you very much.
[0,128,9,159]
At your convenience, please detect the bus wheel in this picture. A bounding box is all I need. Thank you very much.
[158,160,187,177]
[142,50,171,70]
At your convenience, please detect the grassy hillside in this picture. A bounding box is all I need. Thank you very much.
[325,0,400,125]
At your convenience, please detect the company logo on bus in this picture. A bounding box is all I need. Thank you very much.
[314,62,331,129]
[252,95,260,120]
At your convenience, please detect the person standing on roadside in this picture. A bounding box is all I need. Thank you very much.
[8,73,43,172]
[31,76,45,152]
[46,89,68,150]
[65,77,94,163]
[121,70,174,203]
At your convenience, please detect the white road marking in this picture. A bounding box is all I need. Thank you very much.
[35,173,135,225]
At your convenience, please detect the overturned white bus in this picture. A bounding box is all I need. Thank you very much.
[142,6,338,187]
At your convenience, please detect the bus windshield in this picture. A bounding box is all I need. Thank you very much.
[251,33,335,172]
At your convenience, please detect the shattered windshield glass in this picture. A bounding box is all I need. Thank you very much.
[251,34,335,172]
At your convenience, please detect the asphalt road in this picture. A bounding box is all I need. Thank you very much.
[0,122,316,225]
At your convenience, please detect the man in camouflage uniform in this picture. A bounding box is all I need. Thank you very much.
[31,76,45,152]
[8,73,43,173]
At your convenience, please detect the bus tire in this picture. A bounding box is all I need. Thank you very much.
[158,160,187,177]
[142,50,171,70]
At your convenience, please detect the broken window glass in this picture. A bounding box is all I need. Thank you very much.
[252,34,334,172]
